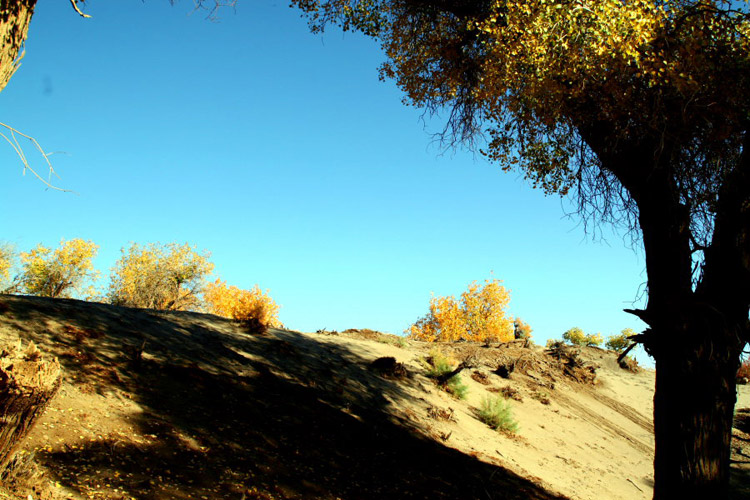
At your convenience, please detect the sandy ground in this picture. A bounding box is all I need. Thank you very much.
[303,333,657,500]
[0,294,747,499]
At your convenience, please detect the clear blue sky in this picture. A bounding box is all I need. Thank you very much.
[0,1,649,358]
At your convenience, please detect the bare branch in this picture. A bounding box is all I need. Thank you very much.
[0,122,71,193]
[68,0,91,18]
[189,0,238,21]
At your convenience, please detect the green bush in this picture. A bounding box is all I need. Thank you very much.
[445,375,469,400]
[425,351,453,378]
[478,395,519,433]
[424,351,469,400]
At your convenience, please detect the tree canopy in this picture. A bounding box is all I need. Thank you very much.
[1,0,749,497]
[295,0,749,239]
[408,278,514,342]
[107,242,214,311]
[293,0,750,497]
[292,0,750,339]
[17,238,99,298]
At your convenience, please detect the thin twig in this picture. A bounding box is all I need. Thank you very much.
[0,122,71,192]
[69,0,91,18]
[627,478,644,493]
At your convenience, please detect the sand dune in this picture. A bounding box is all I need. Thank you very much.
[0,294,747,499]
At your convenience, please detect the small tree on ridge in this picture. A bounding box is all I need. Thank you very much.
[408,279,514,343]
[18,238,99,299]
[108,242,214,311]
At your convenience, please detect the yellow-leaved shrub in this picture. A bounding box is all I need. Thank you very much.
[19,238,99,298]
[0,243,17,293]
[605,329,634,353]
[204,279,282,330]
[408,279,514,343]
[108,242,213,311]
[563,327,603,347]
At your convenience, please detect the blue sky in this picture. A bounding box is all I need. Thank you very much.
[0,1,648,358]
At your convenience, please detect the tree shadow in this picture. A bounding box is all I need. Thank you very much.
[2,295,569,499]
[39,360,568,499]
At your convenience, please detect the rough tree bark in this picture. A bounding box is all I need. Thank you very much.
[631,198,744,499]
[619,136,749,499]
[0,340,61,471]
[582,116,750,498]
[646,304,743,499]
[0,0,37,94]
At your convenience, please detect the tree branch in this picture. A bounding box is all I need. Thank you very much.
[68,0,91,18]
[0,122,71,193]
[697,128,750,309]
[400,0,492,19]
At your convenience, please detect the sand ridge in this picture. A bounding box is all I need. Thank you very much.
[0,294,748,499]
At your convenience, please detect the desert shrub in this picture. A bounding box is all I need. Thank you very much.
[0,243,19,293]
[377,335,408,348]
[605,329,634,353]
[408,278,514,343]
[563,327,603,347]
[204,279,282,329]
[0,243,13,283]
[585,333,604,347]
[445,375,469,399]
[513,317,533,339]
[562,327,585,344]
[424,351,469,399]
[478,395,519,433]
[425,351,454,378]
[108,242,213,311]
[18,238,99,298]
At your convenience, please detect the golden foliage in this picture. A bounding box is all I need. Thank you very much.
[0,243,16,292]
[108,242,214,311]
[18,238,99,298]
[294,0,750,198]
[204,279,282,329]
[408,279,513,343]
[606,328,635,353]
[513,317,533,340]
[563,327,603,347]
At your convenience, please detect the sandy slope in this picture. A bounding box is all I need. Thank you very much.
[306,333,658,500]
[0,294,747,500]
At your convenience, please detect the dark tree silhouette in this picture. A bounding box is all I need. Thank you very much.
[289,1,750,498]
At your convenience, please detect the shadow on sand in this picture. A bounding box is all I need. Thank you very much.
[3,295,570,499]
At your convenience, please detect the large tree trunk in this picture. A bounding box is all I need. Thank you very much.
[0,0,37,94]
[577,80,750,500]
[593,126,750,498]
[648,303,744,500]
[0,340,61,471]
